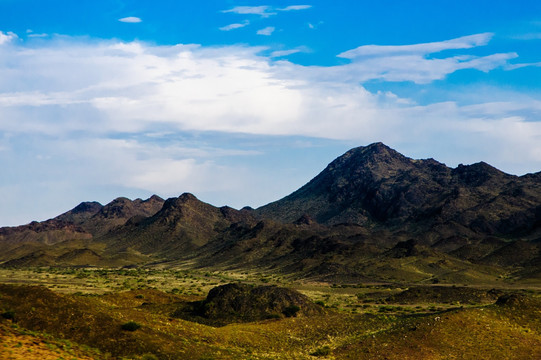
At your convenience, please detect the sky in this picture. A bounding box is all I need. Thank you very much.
[1,0,541,226]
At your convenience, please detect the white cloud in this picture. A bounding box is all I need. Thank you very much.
[28,33,48,38]
[222,5,311,18]
[301,33,517,84]
[510,32,541,40]
[222,6,275,17]
[257,26,275,36]
[0,134,268,225]
[0,31,17,45]
[339,33,494,58]
[271,49,301,57]
[1,32,540,225]
[219,21,250,31]
[339,52,517,84]
[25,29,48,38]
[58,138,249,195]
[119,16,142,23]
[0,32,532,138]
[278,5,312,11]
[507,61,541,70]
[307,21,323,30]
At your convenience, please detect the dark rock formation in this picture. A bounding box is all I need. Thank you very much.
[173,283,324,326]
[256,142,541,243]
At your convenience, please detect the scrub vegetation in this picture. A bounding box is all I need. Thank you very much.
[0,267,540,359]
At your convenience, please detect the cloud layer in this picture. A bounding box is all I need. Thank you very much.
[1,32,540,225]
[1,33,539,153]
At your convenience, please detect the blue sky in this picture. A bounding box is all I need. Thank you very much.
[1,1,541,226]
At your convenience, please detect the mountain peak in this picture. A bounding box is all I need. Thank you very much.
[256,143,420,224]
[178,192,198,202]
[158,193,219,221]
[335,142,404,164]
[162,193,200,210]
[98,197,136,219]
[452,161,511,186]
[147,194,165,202]
[54,201,103,224]
[362,141,391,153]
[70,201,103,214]
[257,142,540,233]
[325,142,411,179]
[455,161,506,175]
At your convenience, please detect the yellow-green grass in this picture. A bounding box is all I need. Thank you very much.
[1,281,540,359]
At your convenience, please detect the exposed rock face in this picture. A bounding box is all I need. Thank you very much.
[0,195,165,266]
[386,239,422,258]
[101,193,256,256]
[173,283,324,326]
[0,195,166,246]
[55,201,103,224]
[79,195,165,236]
[0,220,91,249]
[256,142,541,242]
[385,286,503,305]
[496,293,540,308]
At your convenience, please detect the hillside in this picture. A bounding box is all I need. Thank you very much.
[0,143,540,284]
[256,142,541,240]
[0,196,165,267]
[1,282,540,359]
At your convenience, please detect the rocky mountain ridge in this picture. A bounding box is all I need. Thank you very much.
[257,143,541,248]
[1,143,540,283]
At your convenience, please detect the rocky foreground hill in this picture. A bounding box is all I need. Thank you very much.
[1,143,540,284]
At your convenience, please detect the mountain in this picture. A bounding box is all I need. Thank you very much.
[99,193,256,259]
[1,143,540,283]
[53,201,103,225]
[256,142,541,242]
[55,195,165,237]
[0,195,165,266]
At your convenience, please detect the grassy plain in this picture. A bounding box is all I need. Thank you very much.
[0,267,540,359]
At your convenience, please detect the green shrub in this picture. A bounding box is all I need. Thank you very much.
[121,321,142,331]
[1,310,15,320]
[311,345,331,356]
[141,354,159,360]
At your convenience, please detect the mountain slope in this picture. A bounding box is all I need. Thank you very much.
[1,143,541,283]
[256,142,541,242]
[0,195,165,266]
[92,195,164,236]
[99,193,256,260]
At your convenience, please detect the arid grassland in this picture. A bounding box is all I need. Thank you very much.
[1,267,540,360]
